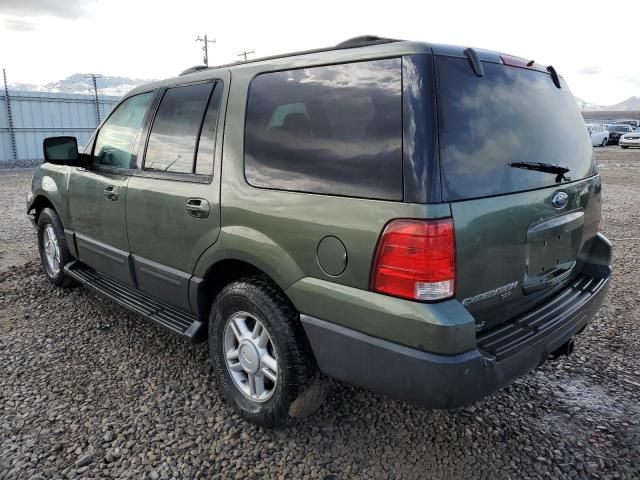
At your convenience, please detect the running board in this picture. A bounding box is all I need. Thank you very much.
[64,261,205,343]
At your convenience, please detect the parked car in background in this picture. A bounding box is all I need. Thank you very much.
[619,131,640,148]
[587,124,609,146]
[613,119,640,130]
[606,124,633,145]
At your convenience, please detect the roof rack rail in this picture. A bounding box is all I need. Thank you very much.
[546,65,561,89]
[463,47,484,77]
[179,65,210,76]
[207,35,402,70]
[336,35,399,48]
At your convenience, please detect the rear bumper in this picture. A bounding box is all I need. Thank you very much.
[301,266,611,409]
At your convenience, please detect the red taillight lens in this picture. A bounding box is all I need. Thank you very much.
[371,219,455,301]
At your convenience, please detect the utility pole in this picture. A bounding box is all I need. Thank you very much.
[195,35,216,66]
[84,73,102,126]
[237,50,255,62]
[2,69,18,163]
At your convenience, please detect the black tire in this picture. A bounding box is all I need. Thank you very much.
[601,138,607,147]
[621,146,629,149]
[208,276,319,427]
[36,208,76,288]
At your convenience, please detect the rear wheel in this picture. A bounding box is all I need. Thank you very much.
[36,208,76,287]
[208,276,322,427]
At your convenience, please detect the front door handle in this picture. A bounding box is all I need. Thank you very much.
[185,198,210,218]
[103,185,119,201]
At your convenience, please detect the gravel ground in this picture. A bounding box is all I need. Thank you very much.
[1,147,639,480]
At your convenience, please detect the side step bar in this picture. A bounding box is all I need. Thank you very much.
[64,261,205,343]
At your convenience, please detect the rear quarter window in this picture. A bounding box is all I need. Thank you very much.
[436,56,597,201]
[244,59,403,200]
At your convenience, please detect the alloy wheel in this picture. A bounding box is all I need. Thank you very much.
[223,311,279,402]
[43,224,61,277]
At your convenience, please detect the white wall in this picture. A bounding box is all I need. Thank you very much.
[0,91,120,163]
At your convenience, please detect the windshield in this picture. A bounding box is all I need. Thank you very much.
[608,125,628,133]
[436,56,597,201]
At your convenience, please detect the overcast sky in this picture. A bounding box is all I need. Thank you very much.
[1,0,638,105]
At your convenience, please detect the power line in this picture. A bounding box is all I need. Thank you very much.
[195,35,216,66]
[84,73,102,126]
[237,50,255,62]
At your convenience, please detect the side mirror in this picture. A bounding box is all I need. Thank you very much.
[43,136,89,167]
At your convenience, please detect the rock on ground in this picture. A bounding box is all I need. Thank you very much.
[1,149,639,479]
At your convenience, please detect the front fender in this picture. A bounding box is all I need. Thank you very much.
[28,164,73,229]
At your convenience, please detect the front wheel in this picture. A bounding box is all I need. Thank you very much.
[208,276,321,427]
[601,137,608,147]
[36,208,76,288]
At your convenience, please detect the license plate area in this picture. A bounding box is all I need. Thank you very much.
[524,211,584,293]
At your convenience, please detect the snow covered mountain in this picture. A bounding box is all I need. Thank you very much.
[9,74,153,97]
[575,96,640,112]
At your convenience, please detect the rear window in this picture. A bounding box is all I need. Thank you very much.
[436,56,597,201]
[244,59,402,200]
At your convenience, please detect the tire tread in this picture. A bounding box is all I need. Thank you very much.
[208,275,318,427]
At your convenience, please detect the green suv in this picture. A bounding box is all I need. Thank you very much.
[27,36,612,426]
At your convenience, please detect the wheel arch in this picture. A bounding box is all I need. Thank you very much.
[29,194,56,222]
[30,194,79,259]
[191,258,298,322]
[191,227,306,319]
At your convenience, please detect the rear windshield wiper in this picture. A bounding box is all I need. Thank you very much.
[508,162,571,182]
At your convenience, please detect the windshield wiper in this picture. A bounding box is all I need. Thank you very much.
[508,162,571,182]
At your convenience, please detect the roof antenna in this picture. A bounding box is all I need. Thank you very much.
[463,48,484,77]
[526,59,535,67]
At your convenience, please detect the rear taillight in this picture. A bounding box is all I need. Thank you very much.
[371,219,455,301]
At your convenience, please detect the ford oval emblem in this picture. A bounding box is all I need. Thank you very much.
[551,191,569,209]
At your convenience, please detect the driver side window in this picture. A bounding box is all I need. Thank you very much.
[93,92,153,168]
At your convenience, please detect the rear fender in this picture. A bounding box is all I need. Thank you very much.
[192,226,305,291]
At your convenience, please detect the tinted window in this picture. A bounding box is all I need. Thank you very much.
[93,92,153,168]
[144,83,212,173]
[436,57,596,201]
[244,59,402,200]
[195,82,223,175]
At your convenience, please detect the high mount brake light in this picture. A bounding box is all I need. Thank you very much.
[500,54,547,73]
[371,219,456,301]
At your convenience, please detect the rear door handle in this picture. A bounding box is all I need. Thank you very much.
[185,198,210,218]
[103,185,119,201]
